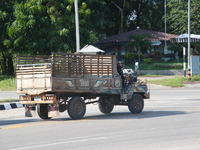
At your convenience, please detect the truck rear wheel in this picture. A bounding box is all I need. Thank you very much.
[37,104,52,120]
[128,94,144,114]
[98,97,114,114]
[68,97,86,120]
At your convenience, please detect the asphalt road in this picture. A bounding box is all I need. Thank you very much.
[0,85,200,150]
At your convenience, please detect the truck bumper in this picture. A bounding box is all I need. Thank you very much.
[20,101,54,104]
[19,94,56,105]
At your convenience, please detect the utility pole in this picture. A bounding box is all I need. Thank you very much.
[164,0,167,52]
[74,0,80,52]
[111,1,124,33]
[188,0,191,70]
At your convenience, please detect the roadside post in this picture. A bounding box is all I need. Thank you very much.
[187,69,191,80]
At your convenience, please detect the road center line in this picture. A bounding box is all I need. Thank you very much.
[11,137,106,150]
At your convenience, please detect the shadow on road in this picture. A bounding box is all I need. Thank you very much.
[0,110,187,127]
[0,118,39,126]
[83,110,187,120]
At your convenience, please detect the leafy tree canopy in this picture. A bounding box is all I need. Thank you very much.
[8,0,93,54]
[1,0,200,74]
[167,0,200,34]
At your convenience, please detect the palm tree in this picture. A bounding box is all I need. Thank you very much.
[126,34,152,62]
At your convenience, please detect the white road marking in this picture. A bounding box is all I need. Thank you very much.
[146,106,200,108]
[10,137,106,150]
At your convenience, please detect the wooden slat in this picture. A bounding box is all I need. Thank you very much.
[17,53,117,78]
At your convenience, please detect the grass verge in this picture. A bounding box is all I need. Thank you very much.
[140,62,183,70]
[149,75,200,87]
[0,75,16,91]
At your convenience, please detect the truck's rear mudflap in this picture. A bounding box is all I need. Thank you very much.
[25,105,36,117]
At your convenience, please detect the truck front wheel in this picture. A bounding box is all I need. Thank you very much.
[128,94,144,114]
[98,97,114,114]
[68,97,86,120]
[37,104,52,120]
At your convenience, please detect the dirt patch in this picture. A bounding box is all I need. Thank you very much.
[186,81,200,84]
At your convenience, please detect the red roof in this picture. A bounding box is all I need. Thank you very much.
[95,29,178,45]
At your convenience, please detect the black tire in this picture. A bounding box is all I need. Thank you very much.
[37,104,52,120]
[98,97,114,114]
[68,97,86,120]
[128,94,144,114]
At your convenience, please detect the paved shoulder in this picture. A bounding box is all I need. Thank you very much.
[0,91,19,100]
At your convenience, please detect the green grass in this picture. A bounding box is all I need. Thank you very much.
[149,76,187,87]
[149,75,200,87]
[190,74,200,81]
[0,75,16,91]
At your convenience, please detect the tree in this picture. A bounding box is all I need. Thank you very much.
[126,34,152,62]
[167,44,182,60]
[125,0,165,32]
[8,0,95,54]
[167,0,200,34]
[84,0,166,40]
[7,0,168,55]
[0,0,183,75]
[0,0,15,75]
[86,0,125,38]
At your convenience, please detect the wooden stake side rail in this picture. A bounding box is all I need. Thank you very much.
[16,64,52,75]
[16,53,117,77]
[51,53,115,77]
[16,53,120,95]
[17,55,51,64]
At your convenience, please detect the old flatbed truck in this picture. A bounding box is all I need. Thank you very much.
[16,52,149,120]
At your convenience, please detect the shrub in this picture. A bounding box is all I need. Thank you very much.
[154,63,183,69]
[143,58,153,63]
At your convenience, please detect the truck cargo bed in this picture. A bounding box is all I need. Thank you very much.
[16,53,122,95]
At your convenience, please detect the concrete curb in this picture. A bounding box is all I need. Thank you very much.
[0,102,24,110]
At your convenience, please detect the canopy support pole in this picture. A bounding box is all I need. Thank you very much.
[183,47,186,77]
